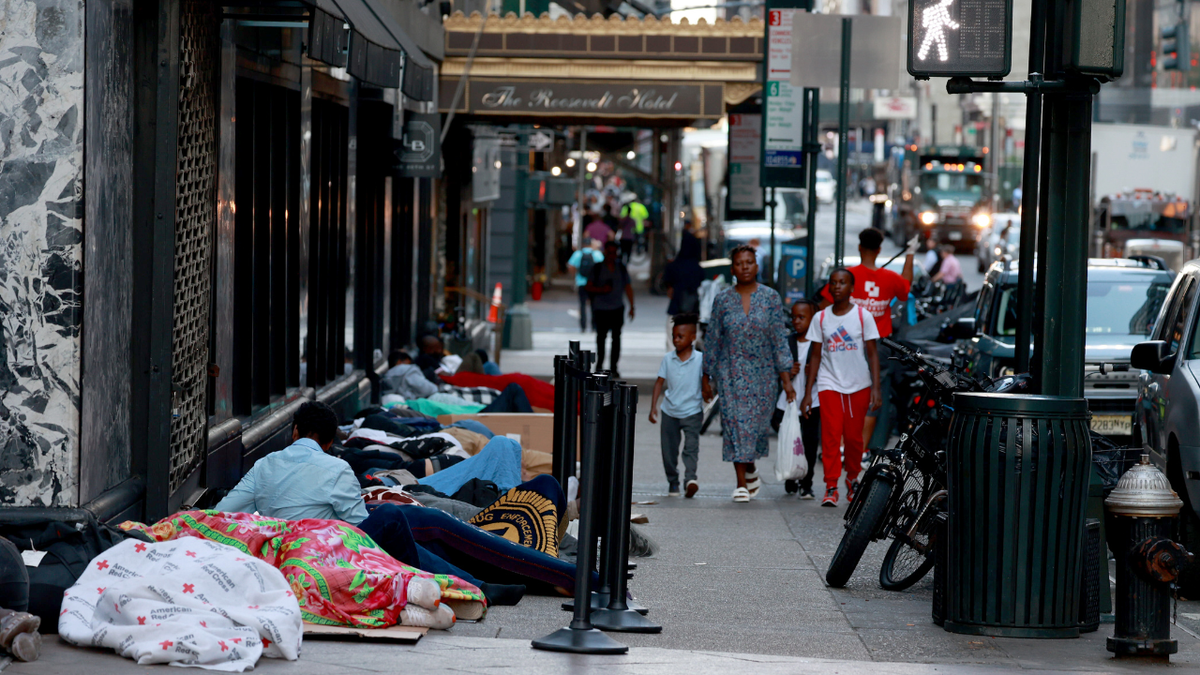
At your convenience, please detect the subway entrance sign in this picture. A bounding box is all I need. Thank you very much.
[907,0,1012,78]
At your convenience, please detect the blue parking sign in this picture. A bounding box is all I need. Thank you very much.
[789,257,805,279]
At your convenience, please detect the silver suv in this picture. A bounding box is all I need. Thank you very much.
[1132,259,1200,596]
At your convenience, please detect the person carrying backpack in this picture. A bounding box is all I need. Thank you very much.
[803,268,882,507]
[567,239,604,332]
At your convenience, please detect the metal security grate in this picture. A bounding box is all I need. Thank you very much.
[169,0,218,492]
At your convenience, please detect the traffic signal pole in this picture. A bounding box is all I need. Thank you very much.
[803,87,819,297]
[1015,0,1046,376]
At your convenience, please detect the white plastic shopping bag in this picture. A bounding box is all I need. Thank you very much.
[775,399,808,481]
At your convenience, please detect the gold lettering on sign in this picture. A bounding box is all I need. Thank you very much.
[481,86,521,107]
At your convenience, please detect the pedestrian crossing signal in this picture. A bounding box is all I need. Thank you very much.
[1162,22,1189,72]
[907,0,1012,79]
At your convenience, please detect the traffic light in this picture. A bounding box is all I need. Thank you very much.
[1162,22,1190,71]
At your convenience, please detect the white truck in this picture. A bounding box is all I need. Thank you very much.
[1092,123,1198,268]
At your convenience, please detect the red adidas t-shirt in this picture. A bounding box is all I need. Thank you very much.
[820,264,910,338]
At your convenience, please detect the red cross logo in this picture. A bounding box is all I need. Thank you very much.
[159,640,174,650]
[96,560,110,571]
[219,641,228,652]
[182,584,195,594]
[135,543,147,553]
[114,603,120,613]
[247,605,259,609]
[262,638,271,649]
[97,587,105,595]
[138,617,146,625]
[200,621,207,628]
[285,591,293,597]
[236,557,246,562]
[60,609,68,616]
[185,551,196,558]
[231,638,242,644]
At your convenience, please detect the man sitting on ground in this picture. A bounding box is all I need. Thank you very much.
[215,401,368,524]
[381,350,438,400]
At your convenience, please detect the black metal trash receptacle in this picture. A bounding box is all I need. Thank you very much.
[944,393,1092,638]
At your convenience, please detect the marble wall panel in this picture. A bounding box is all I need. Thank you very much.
[0,0,85,506]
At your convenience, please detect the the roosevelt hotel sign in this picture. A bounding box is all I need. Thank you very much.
[440,78,725,119]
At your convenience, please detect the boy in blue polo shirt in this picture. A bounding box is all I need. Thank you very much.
[648,313,704,497]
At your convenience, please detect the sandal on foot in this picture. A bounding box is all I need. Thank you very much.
[732,487,750,503]
[745,472,762,497]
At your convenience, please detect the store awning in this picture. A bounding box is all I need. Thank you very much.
[304,0,436,100]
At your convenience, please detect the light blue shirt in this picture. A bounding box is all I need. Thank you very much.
[213,438,369,525]
[567,248,605,288]
[656,349,704,418]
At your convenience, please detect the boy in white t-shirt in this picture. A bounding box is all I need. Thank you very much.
[771,299,822,499]
[801,268,881,507]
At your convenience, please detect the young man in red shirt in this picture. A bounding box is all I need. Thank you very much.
[820,228,918,455]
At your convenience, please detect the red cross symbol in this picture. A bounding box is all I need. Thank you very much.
[185,551,197,558]
[137,617,146,625]
[200,621,207,628]
[235,557,245,562]
[97,587,106,595]
[135,543,147,553]
[182,584,195,594]
[285,591,293,597]
[247,605,259,609]
[96,560,110,571]
[231,638,242,644]
[219,641,228,652]
[262,638,271,649]
[60,609,68,616]
[159,640,174,650]
[114,603,120,613]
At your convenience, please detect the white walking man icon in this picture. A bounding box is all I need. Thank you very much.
[917,0,959,62]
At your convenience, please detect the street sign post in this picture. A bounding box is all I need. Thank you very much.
[907,0,1012,79]
[761,0,809,189]
[529,130,554,151]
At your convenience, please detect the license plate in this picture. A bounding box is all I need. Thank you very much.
[948,231,963,240]
[1091,414,1132,436]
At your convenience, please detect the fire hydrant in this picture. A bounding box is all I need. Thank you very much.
[1105,454,1194,657]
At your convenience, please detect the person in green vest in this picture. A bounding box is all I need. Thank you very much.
[621,195,650,255]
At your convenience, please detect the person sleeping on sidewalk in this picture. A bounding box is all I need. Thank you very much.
[213,401,582,605]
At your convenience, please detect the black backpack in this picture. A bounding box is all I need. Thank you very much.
[578,249,596,279]
[0,511,150,633]
[451,479,502,509]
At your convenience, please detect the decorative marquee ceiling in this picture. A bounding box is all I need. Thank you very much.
[440,11,764,115]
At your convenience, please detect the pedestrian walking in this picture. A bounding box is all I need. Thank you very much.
[618,212,636,263]
[819,228,916,453]
[932,245,962,285]
[662,231,705,350]
[804,268,882,507]
[567,239,604,332]
[771,299,822,500]
[584,240,634,376]
[649,313,704,499]
[584,211,613,244]
[701,245,794,503]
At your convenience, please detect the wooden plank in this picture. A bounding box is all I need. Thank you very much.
[303,623,428,643]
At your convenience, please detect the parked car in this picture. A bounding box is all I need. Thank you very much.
[974,213,1020,272]
[815,169,836,204]
[1131,259,1200,597]
[952,257,1174,444]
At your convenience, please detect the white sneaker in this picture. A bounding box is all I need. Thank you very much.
[732,487,750,503]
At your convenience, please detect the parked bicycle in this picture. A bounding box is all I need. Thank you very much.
[825,337,1030,590]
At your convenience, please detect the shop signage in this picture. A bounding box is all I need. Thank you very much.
[397,112,441,178]
[441,78,724,119]
[873,96,918,119]
[727,112,765,218]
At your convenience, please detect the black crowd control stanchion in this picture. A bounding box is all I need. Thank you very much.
[592,383,661,633]
[551,355,571,489]
[532,378,628,654]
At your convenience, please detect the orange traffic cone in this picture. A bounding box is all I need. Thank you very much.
[488,283,502,323]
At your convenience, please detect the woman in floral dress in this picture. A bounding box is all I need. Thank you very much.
[701,245,794,502]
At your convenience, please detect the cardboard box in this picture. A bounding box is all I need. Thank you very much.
[436,413,555,455]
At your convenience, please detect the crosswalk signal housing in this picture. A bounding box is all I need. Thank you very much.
[907,0,1013,78]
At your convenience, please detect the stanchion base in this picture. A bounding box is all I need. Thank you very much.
[591,608,663,634]
[1107,636,1177,656]
[563,593,649,616]
[531,627,629,654]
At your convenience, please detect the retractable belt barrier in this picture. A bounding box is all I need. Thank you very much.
[532,350,660,655]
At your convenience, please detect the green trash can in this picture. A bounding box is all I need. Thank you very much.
[944,393,1093,638]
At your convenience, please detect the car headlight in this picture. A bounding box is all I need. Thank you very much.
[972,213,991,228]
[920,211,938,225]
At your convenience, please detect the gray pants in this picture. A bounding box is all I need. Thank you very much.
[661,411,703,487]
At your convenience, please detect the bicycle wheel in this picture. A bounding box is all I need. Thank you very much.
[879,493,938,591]
[825,475,893,588]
